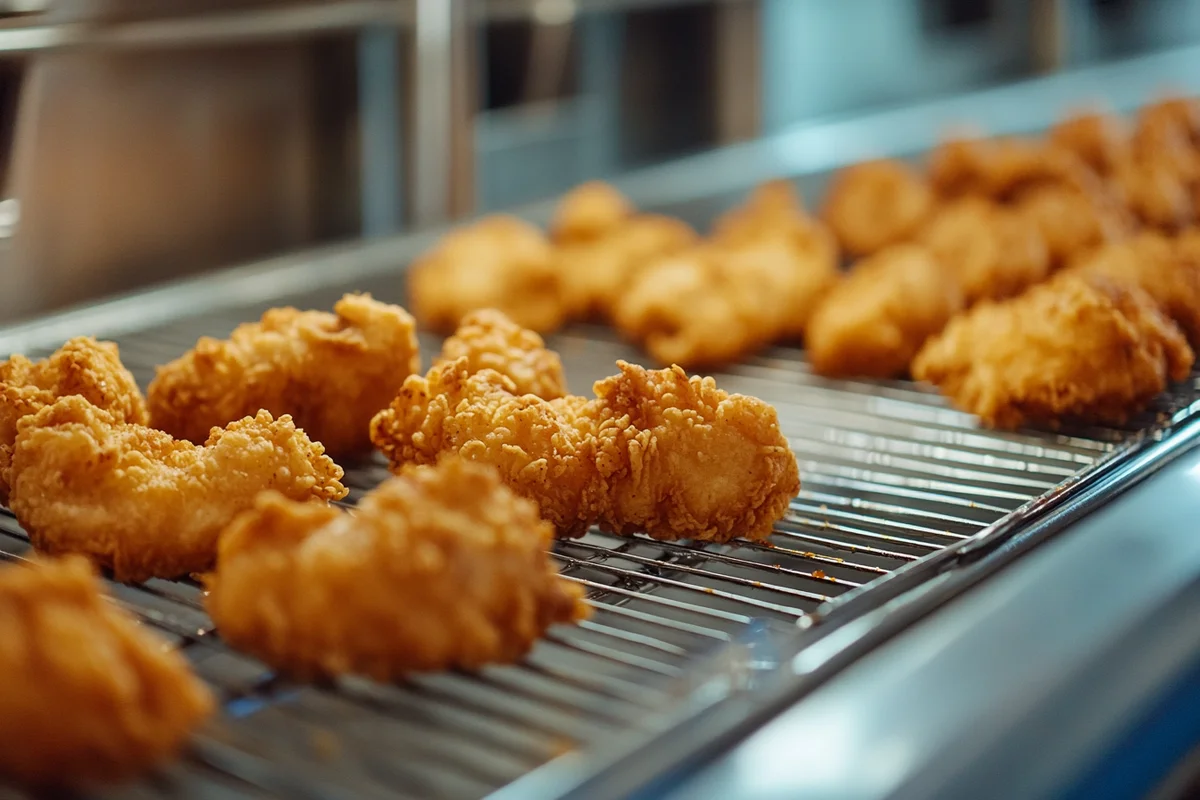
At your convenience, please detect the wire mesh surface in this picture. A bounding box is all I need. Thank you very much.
[2,277,1192,800]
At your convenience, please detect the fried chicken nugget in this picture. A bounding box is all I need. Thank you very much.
[206,457,588,681]
[436,308,568,399]
[408,215,566,334]
[370,358,799,543]
[912,275,1193,429]
[1014,181,1131,266]
[711,179,808,243]
[0,556,213,787]
[1048,111,1129,175]
[9,396,347,582]
[1,337,146,503]
[1111,152,1195,232]
[821,160,935,257]
[919,196,1050,304]
[551,180,635,244]
[1066,232,1200,344]
[558,213,698,320]
[806,244,963,378]
[929,136,1097,200]
[147,294,419,456]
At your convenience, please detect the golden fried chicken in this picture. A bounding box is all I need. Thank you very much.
[551,180,635,244]
[370,358,800,543]
[1066,232,1200,344]
[147,294,419,457]
[929,136,1098,200]
[0,556,212,788]
[1014,181,1131,266]
[408,215,566,334]
[912,275,1193,429]
[821,160,935,256]
[1111,152,1195,231]
[1,338,146,503]
[557,213,697,320]
[436,308,567,399]
[1048,111,1129,175]
[806,244,963,378]
[207,456,588,681]
[919,196,1050,304]
[9,397,347,582]
[1135,96,1200,151]
[711,179,808,243]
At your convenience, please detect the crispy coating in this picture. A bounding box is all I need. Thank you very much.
[806,244,963,378]
[1136,96,1200,151]
[1066,232,1200,344]
[206,457,588,681]
[711,180,808,243]
[551,181,635,243]
[919,196,1050,304]
[1111,152,1195,231]
[929,136,1098,200]
[912,275,1194,429]
[1048,111,1129,174]
[408,215,566,334]
[1014,181,1131,266]
[436,308,568,399]
[0,556,212,787]
[370,358,800,543]
[821,160,935,256]
[9,397,347,582]
[147,294,419,456]
[1,338,147,503]
[558,213,697,320]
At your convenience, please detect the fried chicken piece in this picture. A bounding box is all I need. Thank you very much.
[711,179,808,243]
[370,358,800,543]
[1014,181,1131,266]
[147,294,419,456]
[821,160,935,256]
[9,397,347,582]
[1066,232,1200,344]
[1,338,146,503]
[436,308,567,399]
[0,555,212,788]
[1049,111,1129,175]
[408,215,566,334]
[929,136,1098,200]
[558,213,697,320]
[806,244,963,378]
[1111,152,1195,231]
[206,456,588,681]
[912,275,1193,429]
[551,181,635,244]
[919,196,1050,304]
[1136,96,1200,150]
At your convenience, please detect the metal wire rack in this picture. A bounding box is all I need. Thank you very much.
[1,277,1191,798]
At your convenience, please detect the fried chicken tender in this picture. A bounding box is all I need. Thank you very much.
[408,215,566,334]
[806,244,963,378]
[147,294,419,457]
[558,213,697,320]
[1014,181,1131,266]
[1,337,146,503]
[1111,152,1195,231]
[912,275,1194,429]
[929,136,1098,199]
[1049,111,1129,175]
[711,179,808,243]
[436,309,567,399]
[919,197,1050,304]
[1066,232,1200,344]
[206,457,588,681]
[9,396,347,582]
[821,160,935,256]
[370,358,800,543]
[551,180,635,243]
[0,556,212,788]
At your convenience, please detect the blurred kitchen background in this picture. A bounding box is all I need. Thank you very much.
[1,0,1199,320]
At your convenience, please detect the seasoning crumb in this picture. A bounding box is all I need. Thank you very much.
[812,570,826,579]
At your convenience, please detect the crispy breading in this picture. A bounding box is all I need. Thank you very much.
[408,215,566,334]
[919,196,1050,304]
[711,179,808,243]
[1,338,146,503]
[929,136,1099,200]
[147,294,419,456]
[806,244,963,378]
[1014,181,1131,266]
[206,457,588,681]
[1111,151,1195,231]
[370,358,799,543]
[9,396,346,582]
[436,309,568,399]
[821,160,935,256]
[1048,111,1129,174]
[0,556,212,787]
[550,180,635,243]
[558,213,697,320]
[912,275,1194,429]
[1066,232,1200,344]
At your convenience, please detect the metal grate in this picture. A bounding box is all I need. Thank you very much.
[0,295,1192,799]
